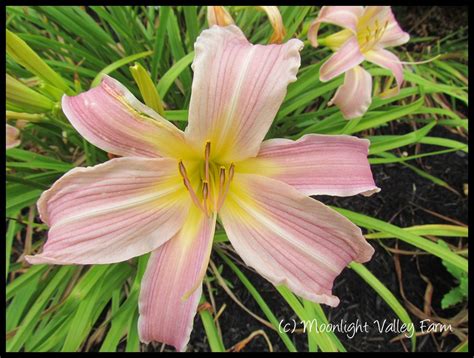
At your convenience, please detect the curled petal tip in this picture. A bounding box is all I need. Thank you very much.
[24,255,35,265]
[6,123,20,149]
[362,187,381,197]
[207,6,234,27]
[308,6,363,48]
[257,6,286,44]
[329,65,373,119]
[364,48,404,99]
[357,241,376,263]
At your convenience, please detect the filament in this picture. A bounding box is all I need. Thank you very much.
[216,163,235,212]
[202,180,209,216]
[178,160,205,212]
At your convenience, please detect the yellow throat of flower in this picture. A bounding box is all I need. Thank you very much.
[357,19,389,53]
[178,141,235,216]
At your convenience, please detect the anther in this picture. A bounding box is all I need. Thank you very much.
[228,163,235,181]
[178,160,188,179]
[215,166,226,208]
[219,166,226,188]
[204,141,211,184]
[380,20,389,39]
[216,163,235,212]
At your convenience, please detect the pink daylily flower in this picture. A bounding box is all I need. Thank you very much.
[6,123,20,149]
[308,6,410,119]
[26,25,378,351]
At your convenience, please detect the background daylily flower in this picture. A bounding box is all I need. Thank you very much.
[26,25,378,351]
[6,123,20,149]
[207,6,234,27]
[207,6,286,43]
[308,6,410,119]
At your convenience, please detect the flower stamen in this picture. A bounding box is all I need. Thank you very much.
[216,166,226,207]
[204,141,211,184]
[359,20,389,53]
[216,163,235,212]
[178,160,205,212]
[202,180,209,217]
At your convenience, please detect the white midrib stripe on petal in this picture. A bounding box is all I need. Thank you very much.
[232,195,341,274]
[327,42,358,74]
[218,46,257,153]
[52,184,184,229]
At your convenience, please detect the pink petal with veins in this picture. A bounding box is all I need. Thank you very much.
[62,75,187,159]
[319,37,364,82]
[26,157,189,265]
[185,25,303,162]
[138,207,216,351]
[308,6,364,47]
[329,65,373,119]
[244,132,379,196]
[220,174,374,307]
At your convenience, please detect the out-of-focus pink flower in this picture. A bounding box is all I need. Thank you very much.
[6,123,20,149]
[26,25,378,351]
[308,6,410,119]
[207,6,286,43]
[207,6,234,27]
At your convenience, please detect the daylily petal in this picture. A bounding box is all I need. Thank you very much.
[220,174,374,307]
[378,8,410,48]
[308,6,364,47]
[358,6,391,28]
[62,75,189,159]
[138,206,216,351]
[239,133,379,197]
[25,157,190,265]
[319,37,364,82]
[322,29,354,51]
[364,48,404,97]
[359,6,409,48]
[328,65,373,119]
[257,6,286,44]
[185,25,303,163]
[207,6,234,27]
[6,123,20,149]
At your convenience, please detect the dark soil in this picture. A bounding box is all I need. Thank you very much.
[394,6,468,39]
[181,7,469,353]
